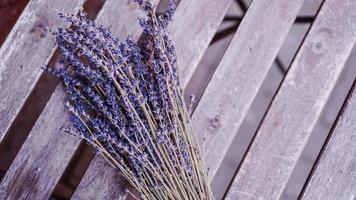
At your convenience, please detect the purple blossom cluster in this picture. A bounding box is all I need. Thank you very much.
[50,0,213,199]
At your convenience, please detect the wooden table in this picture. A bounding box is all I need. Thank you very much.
[0,0,355,199]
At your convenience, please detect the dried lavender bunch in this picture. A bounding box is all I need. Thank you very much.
[50,0,213,199]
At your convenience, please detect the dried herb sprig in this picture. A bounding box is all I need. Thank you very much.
[50,0,213,199]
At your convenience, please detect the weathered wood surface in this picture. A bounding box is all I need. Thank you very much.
[0,0,85,143]
[72,0,232,199]
[170,0,231,87]
[225,0,356,199]
[0,86,77,199]
[0,0,148,198]
[72,155,129,200]
[191,0,305,183]
[301,83,356,200]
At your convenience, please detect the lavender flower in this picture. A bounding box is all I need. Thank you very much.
[50,1,213,199]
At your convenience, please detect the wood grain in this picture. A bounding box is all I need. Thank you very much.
[192,0,304,181]
[301,83,356,200]
[0,87,78,199]
[72,0,232,199]
[225,0,356,199]
[0,0,148,198]
[72,155,129,200]
[170,0,232,87]
[0,0,85,143]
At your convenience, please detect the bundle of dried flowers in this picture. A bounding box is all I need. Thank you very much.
[49,0,213,199]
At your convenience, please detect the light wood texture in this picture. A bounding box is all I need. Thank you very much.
[0,0,85,143]
[225,0,356,199]
[301,83,356,200]
[170,0,232,87]
[0,87,77,199]
[72,0,232,199]
[0,1,147,198]
[72,155,129,200]
[192,0,304,181]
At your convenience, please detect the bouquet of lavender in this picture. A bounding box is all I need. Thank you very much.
[50,0,213,199]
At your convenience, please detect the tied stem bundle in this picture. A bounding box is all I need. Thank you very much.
[50,0,214,199]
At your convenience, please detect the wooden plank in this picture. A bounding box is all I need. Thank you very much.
[225,0,356,199]
[171,0,232,87]
[72,155,129,200]
[0,87,76,199]
[0,0,85,143]
[191,0,304,182]
[73,0,306,198]
[72,0,233,199]
[0,1,147,199]
[301,82,356,200]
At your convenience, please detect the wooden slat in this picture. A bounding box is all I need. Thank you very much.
[192,0,304,181]
[0,87,76,199]
[301,83,356,200]
[0,1,148,198]
[73,0,307,198]
[225,0,356,199]
[0,0,85,142]
[170,0,231,87]
[72,155,129,200]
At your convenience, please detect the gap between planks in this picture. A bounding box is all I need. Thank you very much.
[301,81,356,200]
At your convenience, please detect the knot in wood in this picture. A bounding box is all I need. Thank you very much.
[210,114,222,128]
[313,42,323,53]
[30,25,46,41]
[312,27,332,54]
